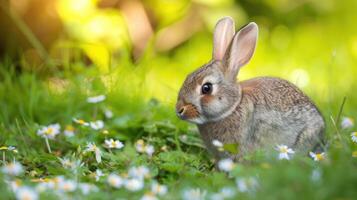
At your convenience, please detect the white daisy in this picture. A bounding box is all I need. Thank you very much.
[64,125,75,137]
[84,142,102,163]
[73,118,89,126]
[37,123,61,139]
[90,120,104,130]
[141,193,158,200]
[145,145,155,157]
[94,169,104,181]
[151,182,168,196]
[58,179,77,192]
[275,144,295,160]
[104,109,113,119]
[351,132,357,143]
[341,117,354,129]
[182,188,207,200]
[15,186,38,200]
[128,166,150,180]
[2,161,23,176]
[309,152,326,161]
[104,139,124,149]
[7,179,22,192]
[218,158,235,172]
[135,140,146,152]
[124,178,144,191]
[107,173,124,188]
[87,95,106,103]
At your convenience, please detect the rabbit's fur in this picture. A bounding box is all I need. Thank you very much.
[176,17,325,160]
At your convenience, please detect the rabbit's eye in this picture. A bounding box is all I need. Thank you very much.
[201,82,213,94]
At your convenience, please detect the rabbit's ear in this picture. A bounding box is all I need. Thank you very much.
[225,22,258,81]
[213,17,235,60]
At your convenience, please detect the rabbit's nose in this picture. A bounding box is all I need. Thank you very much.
[177,106,185,116]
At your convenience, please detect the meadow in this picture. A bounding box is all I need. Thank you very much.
[1,0,357,199]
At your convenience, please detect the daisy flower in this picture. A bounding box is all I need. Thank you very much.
[90,120,104,130]
[212,140,224,151]
[182,188,207,200]
[2,161,23,176]
[94,169,104,181]
[211,187,236,200]
[145,145,155,157]
[58,179,77,192]
[341,117,354,129]
[351,132,357,143]
[218,158,235,172]
[58,157,83,171]
[124,178,144,191]
[275,144,295,160]
[104,139,124,149]
[15,187,38,200]
[128,166,150,180]
[84,142,102,163]
[7,179,22,192]
[151,182,168,196]
[64,125,75,137]
[104,109,113,119]
[141,192,158,200]
[73,118,89,126]
[135,140,155,157]
[309,152,326,161]
[0,145,17,153]
[107,173,124,188]
[37,123,61,140]
[87,95,106,103]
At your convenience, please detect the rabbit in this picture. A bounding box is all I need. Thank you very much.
[175,17,325,161]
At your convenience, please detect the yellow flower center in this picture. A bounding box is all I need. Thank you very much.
[280,147,288,153]
[45,127,54,135]
[65,125,74,131]
[315,153,324,161]
[77,119,86,125]
[353,132,357,137]
[22,194,32,200]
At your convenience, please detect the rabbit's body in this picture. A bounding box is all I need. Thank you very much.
[198,77,324,160]
[176,17,325,161]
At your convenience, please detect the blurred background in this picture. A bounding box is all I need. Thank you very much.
[0,0,356,117]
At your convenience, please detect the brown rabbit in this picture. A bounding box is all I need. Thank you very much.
[176,17,325,161]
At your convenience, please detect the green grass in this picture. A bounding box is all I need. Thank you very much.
[1,61,357,200]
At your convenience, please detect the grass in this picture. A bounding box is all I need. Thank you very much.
[0,60,357,200]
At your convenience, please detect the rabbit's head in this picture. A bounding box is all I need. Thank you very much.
[176,17,258,124]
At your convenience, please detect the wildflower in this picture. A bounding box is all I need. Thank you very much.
[58,157,83,171]
[135,140,155,157]
[341,117,354,129]
[236,177,259,193]
[90,120,104,130]
[124,178,144,191]
[128,166,150,180]
[0,146,18,153]
[182,188,207,200]
[275,144,295,160]
[2,161,23,176]
[58,179,77,192]
[73,118,89,126]
[79,183,98,195]
[351,132,357,143]
[218,158,235,172]
[107,173,124,188]
[64,125,75,137]
[84,142,102,163]
[212,140,224,151]
[87,95,106,103]
[141,192,158,200]
[145,145,155,157]
[94,169,104,181]
[104,109,113,119]
[15,187,38,200]
[37,123,61,140]
[151,182,168,196]
[104,139,124,149]
[309,152,326,161]
[7,179,22,192]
